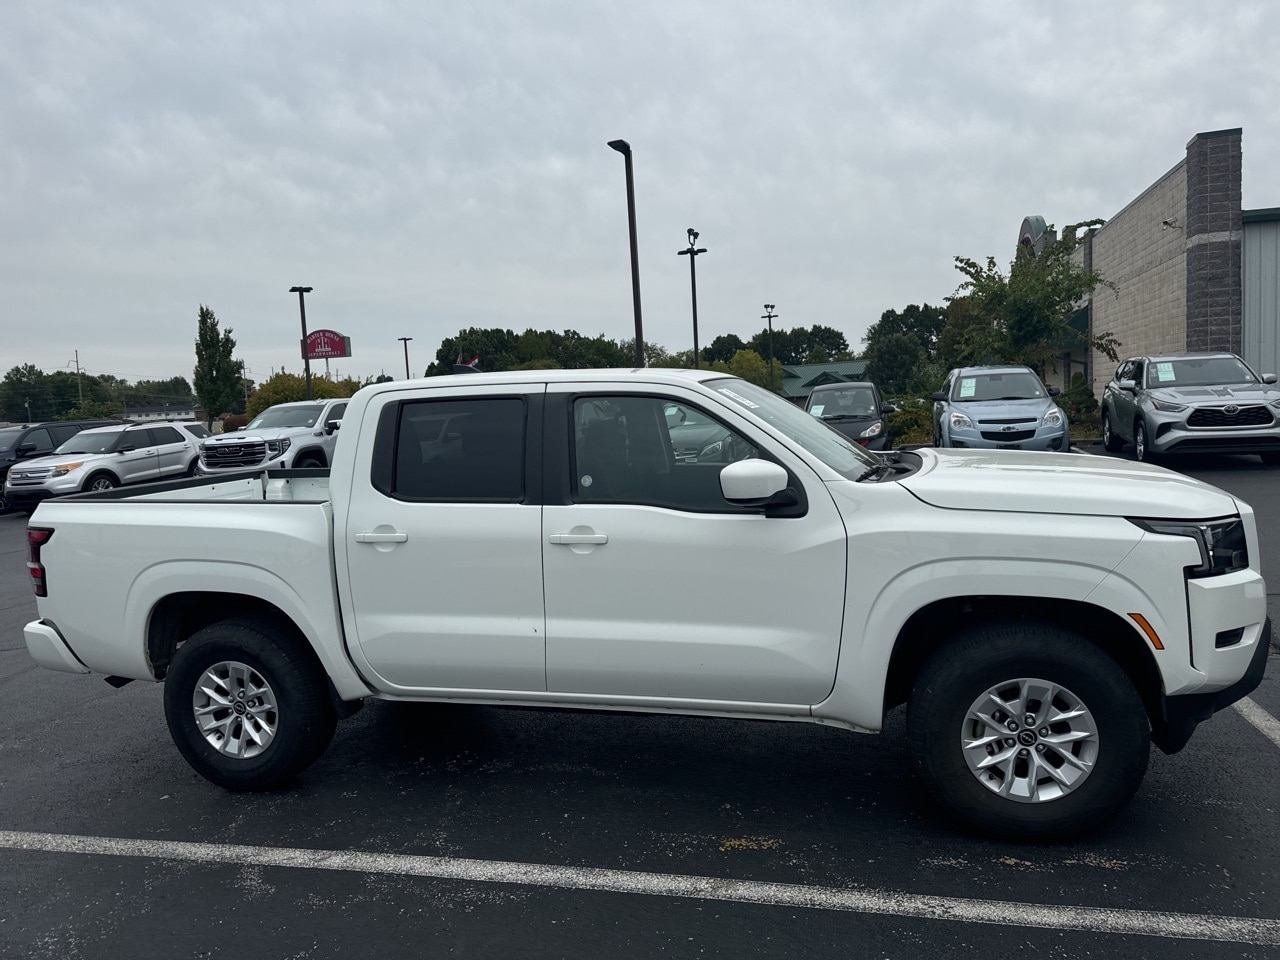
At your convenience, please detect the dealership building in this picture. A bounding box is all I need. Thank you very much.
[1024,128,1280,397]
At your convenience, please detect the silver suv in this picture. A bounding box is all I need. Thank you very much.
[1101,353,1280,463]
[199,399,347,473]
[4,422,202,510]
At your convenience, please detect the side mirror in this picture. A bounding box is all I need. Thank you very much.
[881,404,897,414]
[930,391,948,402]
[1048,386,1061,397]
[16,443,37,457]
[1263,373,1278,384]
[324,419,341,435]
[118,445,136,453]
[1118,379,1137,392]
[720,459,788,505]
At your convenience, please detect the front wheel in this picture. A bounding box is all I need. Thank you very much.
[908,622,1149,840]
[164,617,336,790]
[84,473,118,492]
[1133,420,1153,462]
[1101,410,1124,452]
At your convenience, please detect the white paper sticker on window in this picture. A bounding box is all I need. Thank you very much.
[959,378,976,398]
[1156,362,1175,382]
[810,404,825,416]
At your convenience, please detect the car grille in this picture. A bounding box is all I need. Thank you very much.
[201,441,267,469]
[979,429,1036,442]
[1187,405,1273,428]
[7,467,52,484]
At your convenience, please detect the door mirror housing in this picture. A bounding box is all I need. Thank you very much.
[719,459,788,506]
[1117,379,1137,392]
[324,419,342,435]
[1262,373,1278,384]
[1048,386,1061,397]
[930,391,948,402]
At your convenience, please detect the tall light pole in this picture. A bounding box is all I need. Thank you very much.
[398,337,413,379]
[607,139,645,366]
[678,228,707,368]
[289,286,314,399]
[762,304,778,392]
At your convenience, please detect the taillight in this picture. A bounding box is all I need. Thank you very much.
[27,527,53,597]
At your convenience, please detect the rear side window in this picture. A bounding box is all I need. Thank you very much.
[380,397,526,501]
[151,426,184,445]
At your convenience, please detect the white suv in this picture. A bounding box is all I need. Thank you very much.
[4,422,201,510]
[198,399,347,473]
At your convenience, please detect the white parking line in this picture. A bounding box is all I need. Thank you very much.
[1,830,1278,945]
[1234,696,1280,751]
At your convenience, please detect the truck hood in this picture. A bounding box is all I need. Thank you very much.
[898,448,1238,519]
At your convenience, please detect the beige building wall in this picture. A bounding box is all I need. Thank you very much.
[1087,162,1188,396]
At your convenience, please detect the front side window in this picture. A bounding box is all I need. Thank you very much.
[573,395,759,511]
[391,397,525,501]
[18,428,54,454]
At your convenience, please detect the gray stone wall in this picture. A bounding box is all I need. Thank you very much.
[1087,162,1188,395]
[1185,129,1243,353]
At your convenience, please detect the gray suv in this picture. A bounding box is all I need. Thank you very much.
[931,365,1068,451]
[1101,353,1280,463]
[0,419,121,514]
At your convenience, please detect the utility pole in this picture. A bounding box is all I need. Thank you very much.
[289,286,314,399]
[677,228,707,368]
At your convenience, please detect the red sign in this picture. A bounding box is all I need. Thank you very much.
[303,329,351,359]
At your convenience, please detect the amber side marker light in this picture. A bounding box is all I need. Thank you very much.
[1129,613,1165,650]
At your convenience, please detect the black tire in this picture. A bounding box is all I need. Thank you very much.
[185,458,199,477]
[1101,410,1124,452]
[294,454,326,469]
[164,617,336,790]
[1133,420,1153,462]
[907,621,1149,841]
[83,473,118,492]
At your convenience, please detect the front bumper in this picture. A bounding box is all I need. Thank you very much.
[1147,407,1280,456]
[945,424,1069,452]
[1157,617,1271,753]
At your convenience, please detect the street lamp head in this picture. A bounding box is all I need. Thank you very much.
[764,304,775,312]
[289,286,313,294]
[607,139,631,156]
[687,228,698,242]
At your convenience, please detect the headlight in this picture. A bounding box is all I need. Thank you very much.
[1041,409,1064,428]
[948,411,973,430]
[50,462,84,477]
[1130,517,1249,577]
[859,420,883,438]
[1149,398,1187,413]
[1268,398,1280,411]
[266,438,292,457]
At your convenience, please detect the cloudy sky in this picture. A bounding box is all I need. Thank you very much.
[4,1,1279,388]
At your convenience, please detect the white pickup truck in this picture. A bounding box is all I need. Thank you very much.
[21,369,1270,839]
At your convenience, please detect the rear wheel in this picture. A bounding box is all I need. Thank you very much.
[1101,410,1124,452]
[908,621,1149,840]
[164,617,336,790]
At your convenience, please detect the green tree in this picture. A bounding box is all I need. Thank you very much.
[245,372,360,420]
[59,400,124,420]
[0,364,52,421]
[193,305,241,424]
[703,334,745,365]
[947,222,1118,372]
[862,332,926,395]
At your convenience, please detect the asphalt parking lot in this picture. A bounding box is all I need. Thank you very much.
[1,451,1278,959]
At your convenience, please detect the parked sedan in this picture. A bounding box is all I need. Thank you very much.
[804,381,895,450]
[1101,353,1280,463]
[932,365,1069,451]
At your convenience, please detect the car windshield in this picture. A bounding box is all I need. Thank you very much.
[1145,356,1258,388]
[709,378,880,477]
[952,371,1046,402]
[55,428,127,455]
[0,427,23,454]
[808,388,877,419]
[247,404,326,429]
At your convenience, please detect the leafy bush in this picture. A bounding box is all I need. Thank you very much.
[887,400,934,446]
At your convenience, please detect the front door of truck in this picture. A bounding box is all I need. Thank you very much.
[339,385,547,694]
[541,385,848,706]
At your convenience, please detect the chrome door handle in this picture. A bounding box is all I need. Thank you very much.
[355,531,408,543]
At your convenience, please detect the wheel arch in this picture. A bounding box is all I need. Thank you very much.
[291,446,329,467]
[882,596,1164,738]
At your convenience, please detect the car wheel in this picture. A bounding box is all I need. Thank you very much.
[185,458,199,477]
[164,617,337,790]
[1101,410,1124,452]
[295,454,325,469]
[1134,420,1153,462]
[908,621,1149,840]
[84,473,118,493]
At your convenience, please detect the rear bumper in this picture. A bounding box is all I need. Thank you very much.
[24,619,90,674]
[1155,616,1270,753]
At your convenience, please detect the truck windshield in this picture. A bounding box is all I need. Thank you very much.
[709,378,880,477]
[247,404,327,429]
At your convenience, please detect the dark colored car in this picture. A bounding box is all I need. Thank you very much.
[804,382,895,450]
[0,419,122,513]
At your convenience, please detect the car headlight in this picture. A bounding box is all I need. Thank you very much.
[266,438,291,457]
[1129,517,1249,577]
[947,411,973,430]
[50,462,84,477]
[1268,398,1280,411]
[1041,409,1064,428]
[1149,398,1187,413]
[859,420,883,438]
